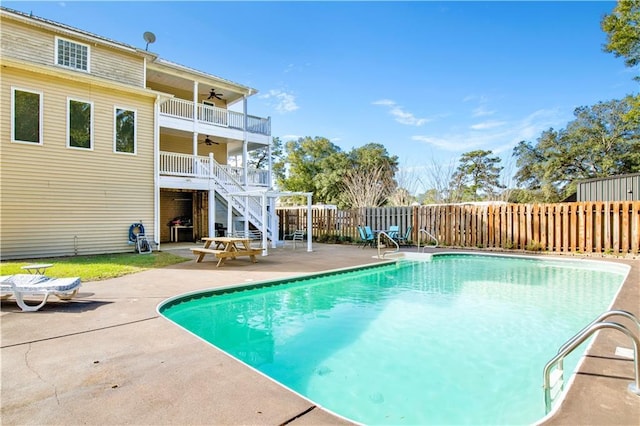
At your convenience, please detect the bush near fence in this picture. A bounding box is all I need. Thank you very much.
[277,202,640,255]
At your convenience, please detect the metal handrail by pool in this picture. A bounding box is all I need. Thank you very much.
[377,231,400,259]
[417,228,438,252]
[543,321,640,414]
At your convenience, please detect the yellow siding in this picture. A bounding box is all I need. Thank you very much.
[1,17,145,87]
[1,66,156,259]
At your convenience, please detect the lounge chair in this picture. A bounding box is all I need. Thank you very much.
[358,226,374,248]
[396,225,413,246]
[0,274,82,312]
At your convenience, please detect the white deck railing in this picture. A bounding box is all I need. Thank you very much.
[160,99,270,136]
[159,152,269,186]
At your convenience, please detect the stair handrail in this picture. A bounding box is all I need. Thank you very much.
[377,231,400,259]
[417,228,438,252]
[543,320,640,414]
[208,159,272,237]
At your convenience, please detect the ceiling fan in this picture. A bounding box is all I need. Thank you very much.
[199,136,218,146]
[207,88,223,100]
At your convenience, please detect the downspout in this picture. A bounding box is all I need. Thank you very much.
[154,95,161,250]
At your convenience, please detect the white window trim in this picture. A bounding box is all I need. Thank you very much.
[113,106,137,155]
[66,97,94,151]
[11,87,43,145]
[54,36,90,72]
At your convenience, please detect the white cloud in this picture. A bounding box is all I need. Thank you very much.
[260,89,299,113]
[471,106,495,117]
[412,108,567,154]
[373,99,432,127]
[470,120,506,130]
[411,135,484,152]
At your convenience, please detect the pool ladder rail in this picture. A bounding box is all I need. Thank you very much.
[417,229,438,252]
[542,309,640,414]
[377,231,400,259]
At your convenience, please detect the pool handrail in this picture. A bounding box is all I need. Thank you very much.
[417,228,438,252]
[558,310,639,357]
[542,319,640,414]
[377,231,400,259]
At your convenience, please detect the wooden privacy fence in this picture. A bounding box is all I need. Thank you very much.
[277,202,640,254]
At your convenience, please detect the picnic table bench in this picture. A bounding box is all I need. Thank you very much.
[191,237,263,267]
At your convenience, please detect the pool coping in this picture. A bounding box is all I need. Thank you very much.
[1,244,638,425]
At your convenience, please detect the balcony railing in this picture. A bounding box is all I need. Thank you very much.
[159,151,270,187]
[160,98,271,136]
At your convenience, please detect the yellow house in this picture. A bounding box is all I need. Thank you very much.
[0,7,276,259]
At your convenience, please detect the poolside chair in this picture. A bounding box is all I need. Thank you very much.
[396,225,413,246]
[357,226,375,248]
[388,225,399,240]
[284,230,305,249]
[0,274,82,312]
[363,226,377,248]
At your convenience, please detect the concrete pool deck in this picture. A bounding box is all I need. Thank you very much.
[1,243,638,425]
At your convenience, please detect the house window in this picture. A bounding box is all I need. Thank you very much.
[114,107,136,154]
[68,98,92,149]
[12,88,42,144]
[56,37,89,71]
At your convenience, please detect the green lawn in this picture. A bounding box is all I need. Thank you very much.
[0,251,191,282]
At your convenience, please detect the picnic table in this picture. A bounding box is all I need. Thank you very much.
[191,237,262,267]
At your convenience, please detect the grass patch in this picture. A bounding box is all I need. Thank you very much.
[0,251,191,282]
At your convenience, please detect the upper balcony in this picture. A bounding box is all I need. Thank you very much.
[147,58,271,146]
[159,98,271,145]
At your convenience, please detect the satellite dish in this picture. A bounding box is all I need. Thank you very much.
[143,31,156,51]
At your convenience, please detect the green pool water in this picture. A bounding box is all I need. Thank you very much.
[159,254,627,425]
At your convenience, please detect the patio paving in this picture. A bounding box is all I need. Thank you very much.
[1,243,638,425]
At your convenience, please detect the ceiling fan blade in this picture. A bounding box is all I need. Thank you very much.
[208,88,223,100]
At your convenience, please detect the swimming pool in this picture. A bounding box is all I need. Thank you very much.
[159,253,628,425]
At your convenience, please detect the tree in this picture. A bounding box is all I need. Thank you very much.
[340,165,389,208]
[513,95,640,202]
[602,1,640,123]
[387,161,422,206]
[449,150,504,202]
[277,138,399,207]
[417,156,458,203]
[341,143,399,207]
[602,0,640,74]
[268,137,286,185]
[276,136,342,202]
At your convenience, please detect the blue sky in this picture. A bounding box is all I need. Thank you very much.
[6,1,638,187]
